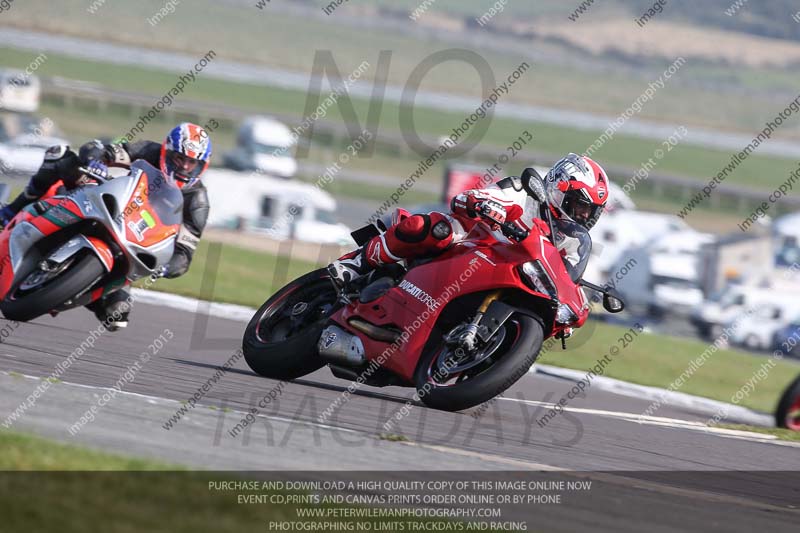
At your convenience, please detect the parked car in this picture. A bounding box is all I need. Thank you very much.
[773,322,800,357]
[728,302,800,351]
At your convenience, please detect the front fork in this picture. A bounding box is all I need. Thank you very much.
[447,290,503,352]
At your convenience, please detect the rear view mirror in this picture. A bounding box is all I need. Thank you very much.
[578,279,626,313]
[603,293,625,313]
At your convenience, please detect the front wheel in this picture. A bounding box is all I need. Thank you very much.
[413,314,544,412]
[243,268,339,380]
[0,253,104,322]
[776,375,800,430]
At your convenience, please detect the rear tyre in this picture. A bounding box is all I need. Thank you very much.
[0,254,104,322]
[243,268,339,381]
[413,313,544,412]
[776,375,800,430]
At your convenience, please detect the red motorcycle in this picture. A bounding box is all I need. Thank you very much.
[242,168,624,411]
[0,161,182,322]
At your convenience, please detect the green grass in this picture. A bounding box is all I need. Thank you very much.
[715,424,800,442]
[716,424,800,442]
[298,172,438,205]
[35,100,239,152]
[140,241,321,308]
[0,430,485,532]
[6,0,800,138]
[538,321,800,413]
[3,44,800,198]
[0,430,171,470]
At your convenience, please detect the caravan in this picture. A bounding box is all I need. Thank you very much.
[203,169,351,245]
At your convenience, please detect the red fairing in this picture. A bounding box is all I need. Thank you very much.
[329,221,589,383]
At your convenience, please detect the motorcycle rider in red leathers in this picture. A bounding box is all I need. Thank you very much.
[329,153,610,286]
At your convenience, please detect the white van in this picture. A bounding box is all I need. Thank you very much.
[587,210,690,285]
[203,169,352,245]
[223,116,298,178]
[614,229,714,316]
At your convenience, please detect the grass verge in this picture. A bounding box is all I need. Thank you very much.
[2,45,799,195]
[538,320,800,414]
[138,241,321,307]
[0,429,171,470]
[714,424,800,443]
[0,430,487,532]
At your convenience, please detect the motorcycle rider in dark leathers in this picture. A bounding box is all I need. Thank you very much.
[0,122,213,330]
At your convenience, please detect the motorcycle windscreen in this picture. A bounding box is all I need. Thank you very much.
[553,217,592,282]
[123,160,184,247]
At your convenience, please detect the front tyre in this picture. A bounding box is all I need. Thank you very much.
[243,268,339,381]
[0,254,104,322]
[776,375,800,430]
[413,313,544,412]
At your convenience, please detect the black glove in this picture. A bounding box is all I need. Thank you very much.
[476,200,507,228]
[36,146,82,189]
[78,140,113,166]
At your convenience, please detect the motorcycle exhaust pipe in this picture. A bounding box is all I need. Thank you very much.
[347,318,400,343]
[318,325,366,367]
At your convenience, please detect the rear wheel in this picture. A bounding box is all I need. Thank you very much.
[413,313,544,412]
[243,268,340,380]
[0,253,104,322]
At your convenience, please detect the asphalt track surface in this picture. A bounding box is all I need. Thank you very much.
[1,301,799,531]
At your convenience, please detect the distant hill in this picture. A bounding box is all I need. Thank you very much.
[311,0,800,43]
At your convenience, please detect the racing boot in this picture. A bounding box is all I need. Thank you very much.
[87,289,132,332]
[327,248,373,289]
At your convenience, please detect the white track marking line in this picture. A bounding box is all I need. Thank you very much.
[499,397,800,448]
[0,371,565,470]
[398,441,565,471]
[0,370,361,437]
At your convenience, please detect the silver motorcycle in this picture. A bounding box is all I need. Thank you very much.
[0,160,182,321]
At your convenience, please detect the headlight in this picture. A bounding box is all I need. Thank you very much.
[556,303,579,325]
[519,260,557,299]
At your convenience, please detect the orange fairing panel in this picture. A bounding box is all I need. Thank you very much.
[85,236,115,271]
[122,171,179,248]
